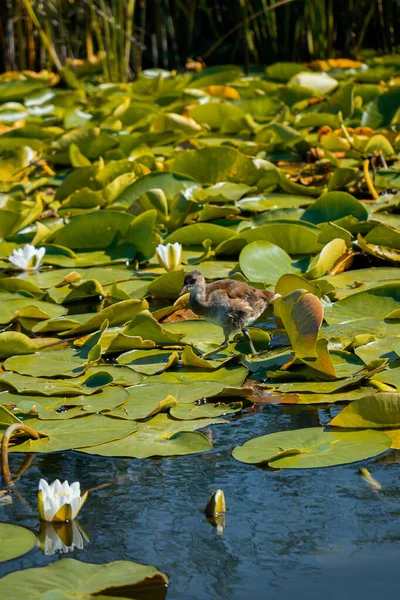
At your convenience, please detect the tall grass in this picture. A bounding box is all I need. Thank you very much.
[1,0,400,80]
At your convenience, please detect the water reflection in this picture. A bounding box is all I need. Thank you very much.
[36,520,89,555]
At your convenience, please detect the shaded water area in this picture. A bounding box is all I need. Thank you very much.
[2,404,400,600]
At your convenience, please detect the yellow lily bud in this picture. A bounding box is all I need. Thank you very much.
[205,489,226,517]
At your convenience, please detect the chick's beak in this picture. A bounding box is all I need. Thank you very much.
[179,284,189,296]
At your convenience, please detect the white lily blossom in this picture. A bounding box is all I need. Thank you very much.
[38,479,88,522]
[156,242,183,272]
[9,244,45,271]
[36,520,89,555]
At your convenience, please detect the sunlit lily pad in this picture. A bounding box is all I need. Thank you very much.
[0,332,37,359]
[8,414,137,453]
[1,386,129,419]
[239,240,299,283]
[0,558,168,599]
[330,393,400,428]
[0,370,113,396]
[78,413,225,458]
[117,349,179,375]
[232,427,391,468]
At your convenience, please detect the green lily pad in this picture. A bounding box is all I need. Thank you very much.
[170,401,242,420]
[330,393,400,428]
[60,299,148,337]
[0,558,168,599]
[0,524,36,563]
[78,413,224,458]
[8,414,137,453]
[0,403,22,425]
[371,367,400,391]
[117,349,179,375]
[0,295,67,326]
[165,223,235,246]
[305,238,347,279]
[147,365,248,386]
[325,283,400,324]
[50,210,134,249]
[2,386,130,419]
[232,427,390,468]
[166,146,272,185]
[301,192,368,225]
[239,240,299,283]
[0,370,113,396]
[4,347,89,378]
[0,332,37,360]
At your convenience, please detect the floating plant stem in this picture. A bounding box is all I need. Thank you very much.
[1,424,40,486]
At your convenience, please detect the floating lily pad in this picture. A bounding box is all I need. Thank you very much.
[78,413,225,458]
[0,524,36,563]
[117,349,179,375]
[2,386,129,419]
[8,414,137,453]
[0,370,113,396]
[239,240,299,284]
[330,393,400,428]
[232,427,391,468]
[0,332,37,360]
[0,558,168,599]
[301,192,368,225]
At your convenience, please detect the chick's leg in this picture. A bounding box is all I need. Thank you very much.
[242,327,257,356]
[202,332,230,359]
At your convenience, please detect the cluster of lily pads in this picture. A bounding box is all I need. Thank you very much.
[1,57,400,480]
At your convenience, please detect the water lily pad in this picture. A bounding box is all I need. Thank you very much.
[118,349,179,375]
[371,367,400,391]
[165,223,235,246]
[239,221,323,255]
[147,365,248,386]
[0,524,36,563]
[274,289,323,359]
[60,299,148,337]
[9,414,137,453]
[50,211,134,249]
[166,146,272,185]
[2,386,130,419]
[0,332,37,360]
[0,296,67,326]
[4,347,89,378]
[301,192,368,225]
[305,238,347,279]
[239,240,299,283]
[330,393,400,428]
[232,427,390,468]
[324,283,400,325]
[0,370,113,396]
[170,401,242,420]
[78,413,224,458]
[0,558,168,598]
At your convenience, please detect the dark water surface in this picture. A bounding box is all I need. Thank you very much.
[1,404,400,600]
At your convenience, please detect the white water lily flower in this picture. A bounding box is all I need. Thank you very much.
[38,479,88,522]
[36,520,89,555]
[9,244,45,271]
[156,242,183,271]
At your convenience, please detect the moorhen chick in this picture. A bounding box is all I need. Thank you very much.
[179,270,280,357]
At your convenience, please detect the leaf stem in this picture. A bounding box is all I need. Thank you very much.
[1,424,40,486]
[363,159,379,200]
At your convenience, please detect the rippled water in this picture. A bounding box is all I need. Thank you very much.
[1,403,400,599]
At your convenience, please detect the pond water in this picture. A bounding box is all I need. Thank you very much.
[1,403,399,600]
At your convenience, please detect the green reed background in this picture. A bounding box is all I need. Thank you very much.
[0,0,399,80]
